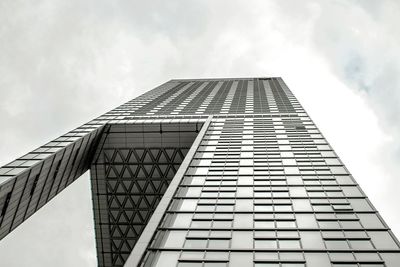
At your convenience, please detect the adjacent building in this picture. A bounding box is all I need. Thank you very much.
[1,77,399,267]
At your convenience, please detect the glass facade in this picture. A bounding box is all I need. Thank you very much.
[138,116,400,267]
[0,78,399,267]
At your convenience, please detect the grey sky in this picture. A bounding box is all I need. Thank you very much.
[0,1,399,266]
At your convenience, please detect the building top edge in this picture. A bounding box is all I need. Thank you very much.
[170,77,283,82]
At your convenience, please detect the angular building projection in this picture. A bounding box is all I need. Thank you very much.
[0,77,399,267]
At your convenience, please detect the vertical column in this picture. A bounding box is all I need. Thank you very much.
[179,81,218,115]
[245,81,254,114]
[263,80,278,113]
[146,82,194,115]
[277,78,305,114]
[220,81,238,114]
[195,82,223,114]
[172,82,209,115]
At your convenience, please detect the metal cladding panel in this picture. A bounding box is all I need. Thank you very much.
[0,126,105,240]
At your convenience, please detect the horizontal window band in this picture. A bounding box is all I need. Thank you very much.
[146,247,400,253]
[178,259,228,263]
[331,260,384,264]
[157,227,390,232]
[171,197,367,201]
[186,237,231,240]
[254,260,306,264]
[254,240,300,241]
[254,219,296,222]
[164,210,378,214]
[323,237,371,241]
[191,219,233,222]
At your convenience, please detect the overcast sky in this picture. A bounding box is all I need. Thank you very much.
[0,1,399,266]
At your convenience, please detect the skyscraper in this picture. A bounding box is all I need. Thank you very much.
[0,77,399,267]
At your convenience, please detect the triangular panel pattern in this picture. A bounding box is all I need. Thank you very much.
[101,147,189,267]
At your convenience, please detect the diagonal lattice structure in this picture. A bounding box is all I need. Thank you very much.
[90,122,200,266]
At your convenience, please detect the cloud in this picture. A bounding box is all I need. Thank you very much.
[301,0,400,234]
[268,0,400,238]
[0,1,399,266]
